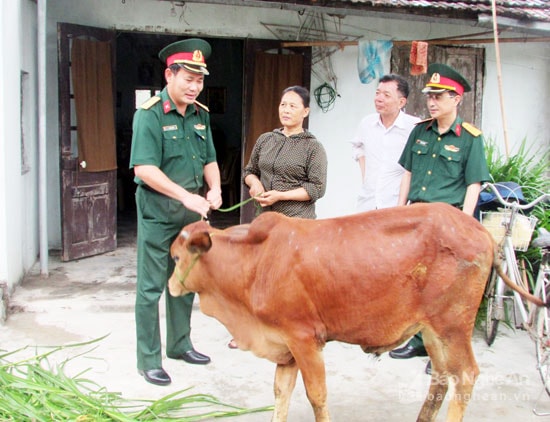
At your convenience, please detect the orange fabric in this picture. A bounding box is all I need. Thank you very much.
[71,38,117,172]
[409,41,428,75]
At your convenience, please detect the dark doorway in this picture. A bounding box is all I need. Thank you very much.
[114,33,244,230]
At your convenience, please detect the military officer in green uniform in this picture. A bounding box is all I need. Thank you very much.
[389,63,490,374]
[129,38,222,386]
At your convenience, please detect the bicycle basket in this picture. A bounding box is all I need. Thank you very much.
[481,210,538,251]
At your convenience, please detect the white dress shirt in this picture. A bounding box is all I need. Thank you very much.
[350,111,420,211]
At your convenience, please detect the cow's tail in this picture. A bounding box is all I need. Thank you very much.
[493,249,548,308]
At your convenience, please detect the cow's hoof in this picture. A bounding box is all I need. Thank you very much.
[425,360,432,375]
[389,344,428,359]
[169,349,211,365]
[138,368,171,386]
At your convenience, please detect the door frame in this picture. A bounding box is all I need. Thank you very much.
[58,23,117,261]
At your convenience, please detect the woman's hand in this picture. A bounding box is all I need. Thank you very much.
[248,179,265,199]
[255,190,280,207]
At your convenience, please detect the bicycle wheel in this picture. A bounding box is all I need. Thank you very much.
[535,305,550,395]
[484,269,501,346]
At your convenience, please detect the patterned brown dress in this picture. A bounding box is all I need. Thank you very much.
[243,128,328,219]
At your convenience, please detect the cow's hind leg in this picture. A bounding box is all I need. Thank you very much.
[416,331,448,422]
[272,360,299,422]
[418,331,479,422]
[416,368,448,421]
[443,340,478,421]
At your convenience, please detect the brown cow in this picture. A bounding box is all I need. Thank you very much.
[167,203,527,421]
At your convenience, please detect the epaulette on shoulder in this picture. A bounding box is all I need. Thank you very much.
[416,117,434,125]
[194,100,210,112]
[140,96,161,110]
[462,122,482,137]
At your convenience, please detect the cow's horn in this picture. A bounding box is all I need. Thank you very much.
[180,230,190,239]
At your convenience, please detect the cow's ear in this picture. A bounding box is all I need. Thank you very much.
[187,231,212,254]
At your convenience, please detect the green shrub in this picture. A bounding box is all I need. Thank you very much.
[484,137,549,283]
[476,138,550,330]
[484,138,549,227]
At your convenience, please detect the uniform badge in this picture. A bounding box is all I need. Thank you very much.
[192,50,204,63]
[162,125,178,131]
[455,124,462,137]
[415,139,428,146]
[163,100,171,113]
[430,72,441,83]
[444,144,460,153]
[194,124,206,130]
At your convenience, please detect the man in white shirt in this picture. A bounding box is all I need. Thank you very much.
[350,74,420,212]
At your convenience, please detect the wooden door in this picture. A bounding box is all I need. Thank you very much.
[58,23,117,261]
[240,39,312,223]
[391,45,484,126]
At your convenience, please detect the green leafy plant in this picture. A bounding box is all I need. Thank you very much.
[0,337,273,421]
[484,137,549,275]
[484,138,549,223]
[476,138,550,329]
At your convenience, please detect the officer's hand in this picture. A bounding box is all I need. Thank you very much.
[181,194,211,218]
[206,189,222,210]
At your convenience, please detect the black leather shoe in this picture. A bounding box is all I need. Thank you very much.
[425,360,432,375]
[138,368,171,386]
[168,349,211,365]
[389,343,428,359]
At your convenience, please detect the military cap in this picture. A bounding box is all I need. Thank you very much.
[159,38,211,75]
[422,63,471,95]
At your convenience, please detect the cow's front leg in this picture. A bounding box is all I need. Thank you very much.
[292,346,330,422]
[272,360,299,422]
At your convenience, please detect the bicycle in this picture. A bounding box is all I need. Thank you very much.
[479,182,550,396]
[533,228,550,399]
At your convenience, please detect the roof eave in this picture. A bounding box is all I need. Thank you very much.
[477,14,550,36]
[169,0,550,36]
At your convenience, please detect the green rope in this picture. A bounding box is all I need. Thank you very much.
[175,254,200,287]
[216,195,259,213]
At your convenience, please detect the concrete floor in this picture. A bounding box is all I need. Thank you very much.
[2,220,550,421]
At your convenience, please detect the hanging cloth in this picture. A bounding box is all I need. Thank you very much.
[357,40,393,84]
[409,41,429,75]
[72,38,117,172]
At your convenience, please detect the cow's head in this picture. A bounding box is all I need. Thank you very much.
[168,228,212,297]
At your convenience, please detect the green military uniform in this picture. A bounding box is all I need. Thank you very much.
[399,116,491,208]
[130,87,216,371]
[392,63,490,359]
[398,117,490,350]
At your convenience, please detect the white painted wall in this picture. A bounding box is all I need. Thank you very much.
[38,0,550,240]
[21,0,39,275]
[482,42,550,154]
[0,1,7,285]
[0,0,39,292]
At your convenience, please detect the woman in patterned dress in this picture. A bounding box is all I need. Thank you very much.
[243,86,328,219]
